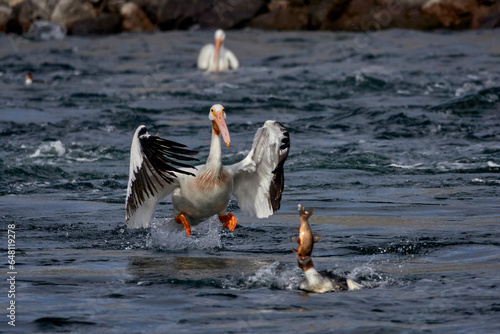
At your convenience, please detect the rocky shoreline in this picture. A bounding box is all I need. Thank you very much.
[1,0,499,36]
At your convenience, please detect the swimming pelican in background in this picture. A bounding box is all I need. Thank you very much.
[126,104,290,237]
[197,29,239,72]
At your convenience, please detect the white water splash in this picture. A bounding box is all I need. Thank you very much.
[223,261,301,290]
[30,140,66,158]
[487,161,500,167]
[348,264,400,289]
[148,216,223,251]
[389,163,425,169]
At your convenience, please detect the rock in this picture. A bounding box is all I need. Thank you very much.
[131,0,267,30]
[51,0,122,35]
[250,5,309,30]
[474,3,500,29]
[2,0,500,34]
[51,0,97,27]
[120,2,155,32]
[24,19,66,40]
[308,0,345,29]
[156,0,212,30]
[128,0,165,24]
[5,0,59,33]
[128,0,210,30]
[0,5,12,32]
[198,0,268,29]
[422,0,500,29]
[321,0,438,31]
[249,0,362,31]
[422,0,476,28]
[70,12,121,35]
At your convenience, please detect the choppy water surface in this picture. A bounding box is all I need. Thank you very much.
[1,29,499,333]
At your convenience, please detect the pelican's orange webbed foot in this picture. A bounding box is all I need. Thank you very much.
[175,214,192,237]
[219,213,238,231]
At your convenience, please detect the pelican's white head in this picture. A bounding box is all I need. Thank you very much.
[209,104,230,146]
[213,29,225,63]
[214,29,225,42]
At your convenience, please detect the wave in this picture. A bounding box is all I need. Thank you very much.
[431,86,500,113]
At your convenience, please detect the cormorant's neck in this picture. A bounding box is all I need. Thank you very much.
[298,257,315,272]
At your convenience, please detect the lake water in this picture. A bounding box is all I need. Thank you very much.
[1,28,499,333]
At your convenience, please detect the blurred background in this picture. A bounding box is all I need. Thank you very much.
[1,0,500,36]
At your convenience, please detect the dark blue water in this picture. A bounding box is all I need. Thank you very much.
[1,29,499,333]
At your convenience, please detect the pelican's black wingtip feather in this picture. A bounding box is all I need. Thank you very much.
[127,129,200,218]
[269,124,290,212]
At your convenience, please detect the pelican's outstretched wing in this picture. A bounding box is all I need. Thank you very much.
[197,44,214,70]
[126,125,198,228]
[227,121,290,218]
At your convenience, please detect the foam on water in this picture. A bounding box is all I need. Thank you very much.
[224,261,301,290]
[347,263,401,289]
[30,140,66,158]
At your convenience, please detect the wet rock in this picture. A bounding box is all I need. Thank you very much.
[156,0,212,30]
[70,13,121,35]
[321,0,437,31]
[128,0,165,25]
[197,0,268,29]
[422,0,500,29]
[51,0,122,35]
[120,2,155,32]
[5,0,59,33]
[1,0,500,33]
[249,3,310,30]
[250,0,499,31]
[422,0,476,28]
[0,5,12,32]
[24,20,66,40]
[250,0,407,31]
[131,0,267,30]
[51,0,97,27]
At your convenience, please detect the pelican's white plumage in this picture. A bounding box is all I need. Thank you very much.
[125,105,290,236]
[126,126,199,228]
[198,29,239,72]
[228,121,289,218]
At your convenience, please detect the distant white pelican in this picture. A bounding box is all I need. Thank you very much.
[126,104,290,236]
[197,29,239,72]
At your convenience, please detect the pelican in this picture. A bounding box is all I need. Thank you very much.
[197,29,239,72]
[293,205,362,293]
[126,104,290,237]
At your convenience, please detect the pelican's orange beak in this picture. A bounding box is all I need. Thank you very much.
[213,37,222,63]
[212,110,230,146]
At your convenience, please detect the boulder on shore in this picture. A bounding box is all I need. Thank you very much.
[0,0,499,35]
[51,0,122,35]
[422,0,500,29]
[120,2,155,32]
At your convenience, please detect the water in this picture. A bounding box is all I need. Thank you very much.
[1,29,499,333]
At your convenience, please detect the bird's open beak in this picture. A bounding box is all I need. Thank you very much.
[213,37,222,63]
[213,111,230,146]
